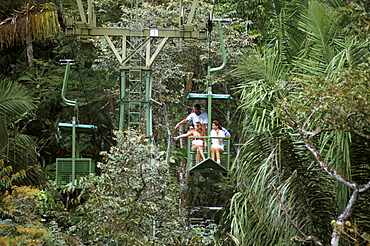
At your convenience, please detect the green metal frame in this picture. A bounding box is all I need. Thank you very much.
[119,69,152,137]
[67,0,210,137]
[56,60,97,188]
[185,20,231,172]
[186,136,230,173]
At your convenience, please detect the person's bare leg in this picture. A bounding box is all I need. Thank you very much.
[216,149,221,160]
[198,146,206,160]
[211,148,215,160]
[195,152,200,164]
[192,145,200,164]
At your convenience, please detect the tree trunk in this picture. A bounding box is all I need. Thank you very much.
[0,117,8,151]
[330,190,359,246]
[26,17,34,67]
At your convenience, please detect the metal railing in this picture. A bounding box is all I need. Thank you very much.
[186,136,230,171]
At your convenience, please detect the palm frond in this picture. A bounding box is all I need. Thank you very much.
[1,133,45,187]
[0,79,35,118]
[276,0,308,62]
[0,2,60,50]
[0,79,42,186]
[295,0,338,76]
[327,37,370,73]
[220,129,336,245]
[234,47,290,134]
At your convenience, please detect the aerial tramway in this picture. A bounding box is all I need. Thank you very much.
[186,19,232,173]
[56,0,231,187]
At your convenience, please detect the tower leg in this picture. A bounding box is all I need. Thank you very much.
[119,68,152,140]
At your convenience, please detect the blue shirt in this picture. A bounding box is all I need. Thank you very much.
[221,127,231,137]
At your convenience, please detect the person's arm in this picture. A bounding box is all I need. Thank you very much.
[218,130,224,143]
[175,119,189,130]
[222,127,231,137]
[173,131,192,140]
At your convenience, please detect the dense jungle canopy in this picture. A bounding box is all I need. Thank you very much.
[1,0,370,245]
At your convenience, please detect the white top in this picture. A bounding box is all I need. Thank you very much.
[210,129,225,149]
[186,110,208,125]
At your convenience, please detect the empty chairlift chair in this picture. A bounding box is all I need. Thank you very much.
[55,59,97,188]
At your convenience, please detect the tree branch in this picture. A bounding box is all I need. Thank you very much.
[283,107,358,189]
[272,185,323,246]
[331,189,359,246]
[302,137,358,189]
[325,119,370,140]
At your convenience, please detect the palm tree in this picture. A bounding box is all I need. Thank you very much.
[0,2,60,66]
[219,0,370,245]
[0,78,44,189]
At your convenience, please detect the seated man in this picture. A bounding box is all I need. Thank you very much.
[175,104,207,132]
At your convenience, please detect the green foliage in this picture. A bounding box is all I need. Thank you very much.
[0,79,35,118]
[0,78,45,187]
[219,130,337,245]
[226,0,370,244]
[217,0,277,42]
[280,70,370,133]
[335,1,370,39]
[0,185,79,246]
[70,129,206,245]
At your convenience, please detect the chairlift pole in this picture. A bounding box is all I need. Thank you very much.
[206,20,227,135]
[57,59,97,188]
[61,59,78,186]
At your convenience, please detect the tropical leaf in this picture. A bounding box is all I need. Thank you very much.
[0,78,43,186]
[294,0,338,77]
[219,129,336,245]
[328,36,370,73]
[0,2,60,50]
[234,46,290,135]
[0,79,35,118]
[1,133,45,187]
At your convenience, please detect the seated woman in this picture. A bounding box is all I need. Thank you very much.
[210,121,225,164]
[174,121,206,164]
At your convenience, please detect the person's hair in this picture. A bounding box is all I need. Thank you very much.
[195,122,206,136]
[212,121,222,130]
[193,104,201,110]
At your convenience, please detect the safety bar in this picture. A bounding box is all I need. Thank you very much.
[186,136,230,170]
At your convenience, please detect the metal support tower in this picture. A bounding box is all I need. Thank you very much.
[119,68,152,137]
[65,0,208,137]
